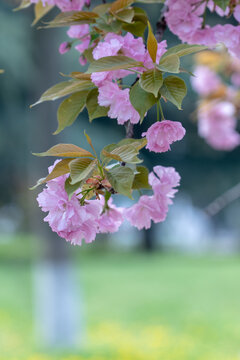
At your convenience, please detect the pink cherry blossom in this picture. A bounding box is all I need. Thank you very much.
[231,73,240,87]
[124,195,159,230]
[98,198,124,233]
[98,81,140,125]
[67,24,89,39]
[142,120,186,153]
[234,5,240,22]
[93,33,124,60]
[55,0,85,12]
[37,160,102,246]
[149,166,181,200]
[125,166,181,230]
[214,24,240,58]
[207,0,229,16]
[198,101,240,150]
[59,42,71,54]
[191,66,221,96]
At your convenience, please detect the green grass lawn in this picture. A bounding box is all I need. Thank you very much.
[0,235,240,360]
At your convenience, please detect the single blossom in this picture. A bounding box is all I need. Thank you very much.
[149,166,181,200]
[142,120,186,153]
[125,166,181,230]
[124,195,160,230]
[198,101,240,150]
[98,81,140,125]
[191,65,221,96]
[59,41,71,54]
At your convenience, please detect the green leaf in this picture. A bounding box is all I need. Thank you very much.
[114,8,134,23]
[13,0,31,11]
[122,19,147,37]
[44,11,98,28]
[92,3,111,15]
[82,48,94,63]
[117,137,147,150]
[139,69,163,97]
[29,177,47,190]
[30,159,72,189]
[157,54,180,73]
[147,21,158,63]
[161,44,208,59]
[102,144,142,164]
[122,7,147,36]
[32,2,53,26]
[86,55,143,73]
[213,0,229,10]
[33,144,94,158]
[129,81,158,122]
[65,176,82,200]
[95,17,122,33]
[84,131,97,156]
[31,80,94,106]
[105,166,134,198]
[54,90,89,134]
[86,89,109,122]
[110,0,134,13]
[132,166,151,190]
[69,158,98,184]
[160,76,187,110]
[45,158,71,182]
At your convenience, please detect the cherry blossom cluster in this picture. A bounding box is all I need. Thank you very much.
[165,0,240,57]
[191,50,240,150]
[37,161,180,245]
[22,0,240,247]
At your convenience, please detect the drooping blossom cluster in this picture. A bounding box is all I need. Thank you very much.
[125,166,180,230]
[24,0,240,248]
[165,0,240,57]
[191,50,240,150]
[37,161,125,245]
[37,161,180,245]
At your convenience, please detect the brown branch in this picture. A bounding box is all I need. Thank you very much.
[155,4,168,42]
[205,182,240,216]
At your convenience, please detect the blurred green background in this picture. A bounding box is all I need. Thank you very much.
[0,1,240,359]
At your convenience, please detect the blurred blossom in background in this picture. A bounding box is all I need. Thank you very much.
[0,1,240,359]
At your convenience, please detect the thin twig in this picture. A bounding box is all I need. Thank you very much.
[205,182,240,216]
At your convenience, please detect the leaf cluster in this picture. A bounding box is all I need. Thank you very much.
[31,136,151,202]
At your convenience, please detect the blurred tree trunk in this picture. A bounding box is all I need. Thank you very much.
[27,9,81,348]
[143,227,155,252]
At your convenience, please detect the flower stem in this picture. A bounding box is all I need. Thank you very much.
[159,100,165,121]
[157,101,160,122]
